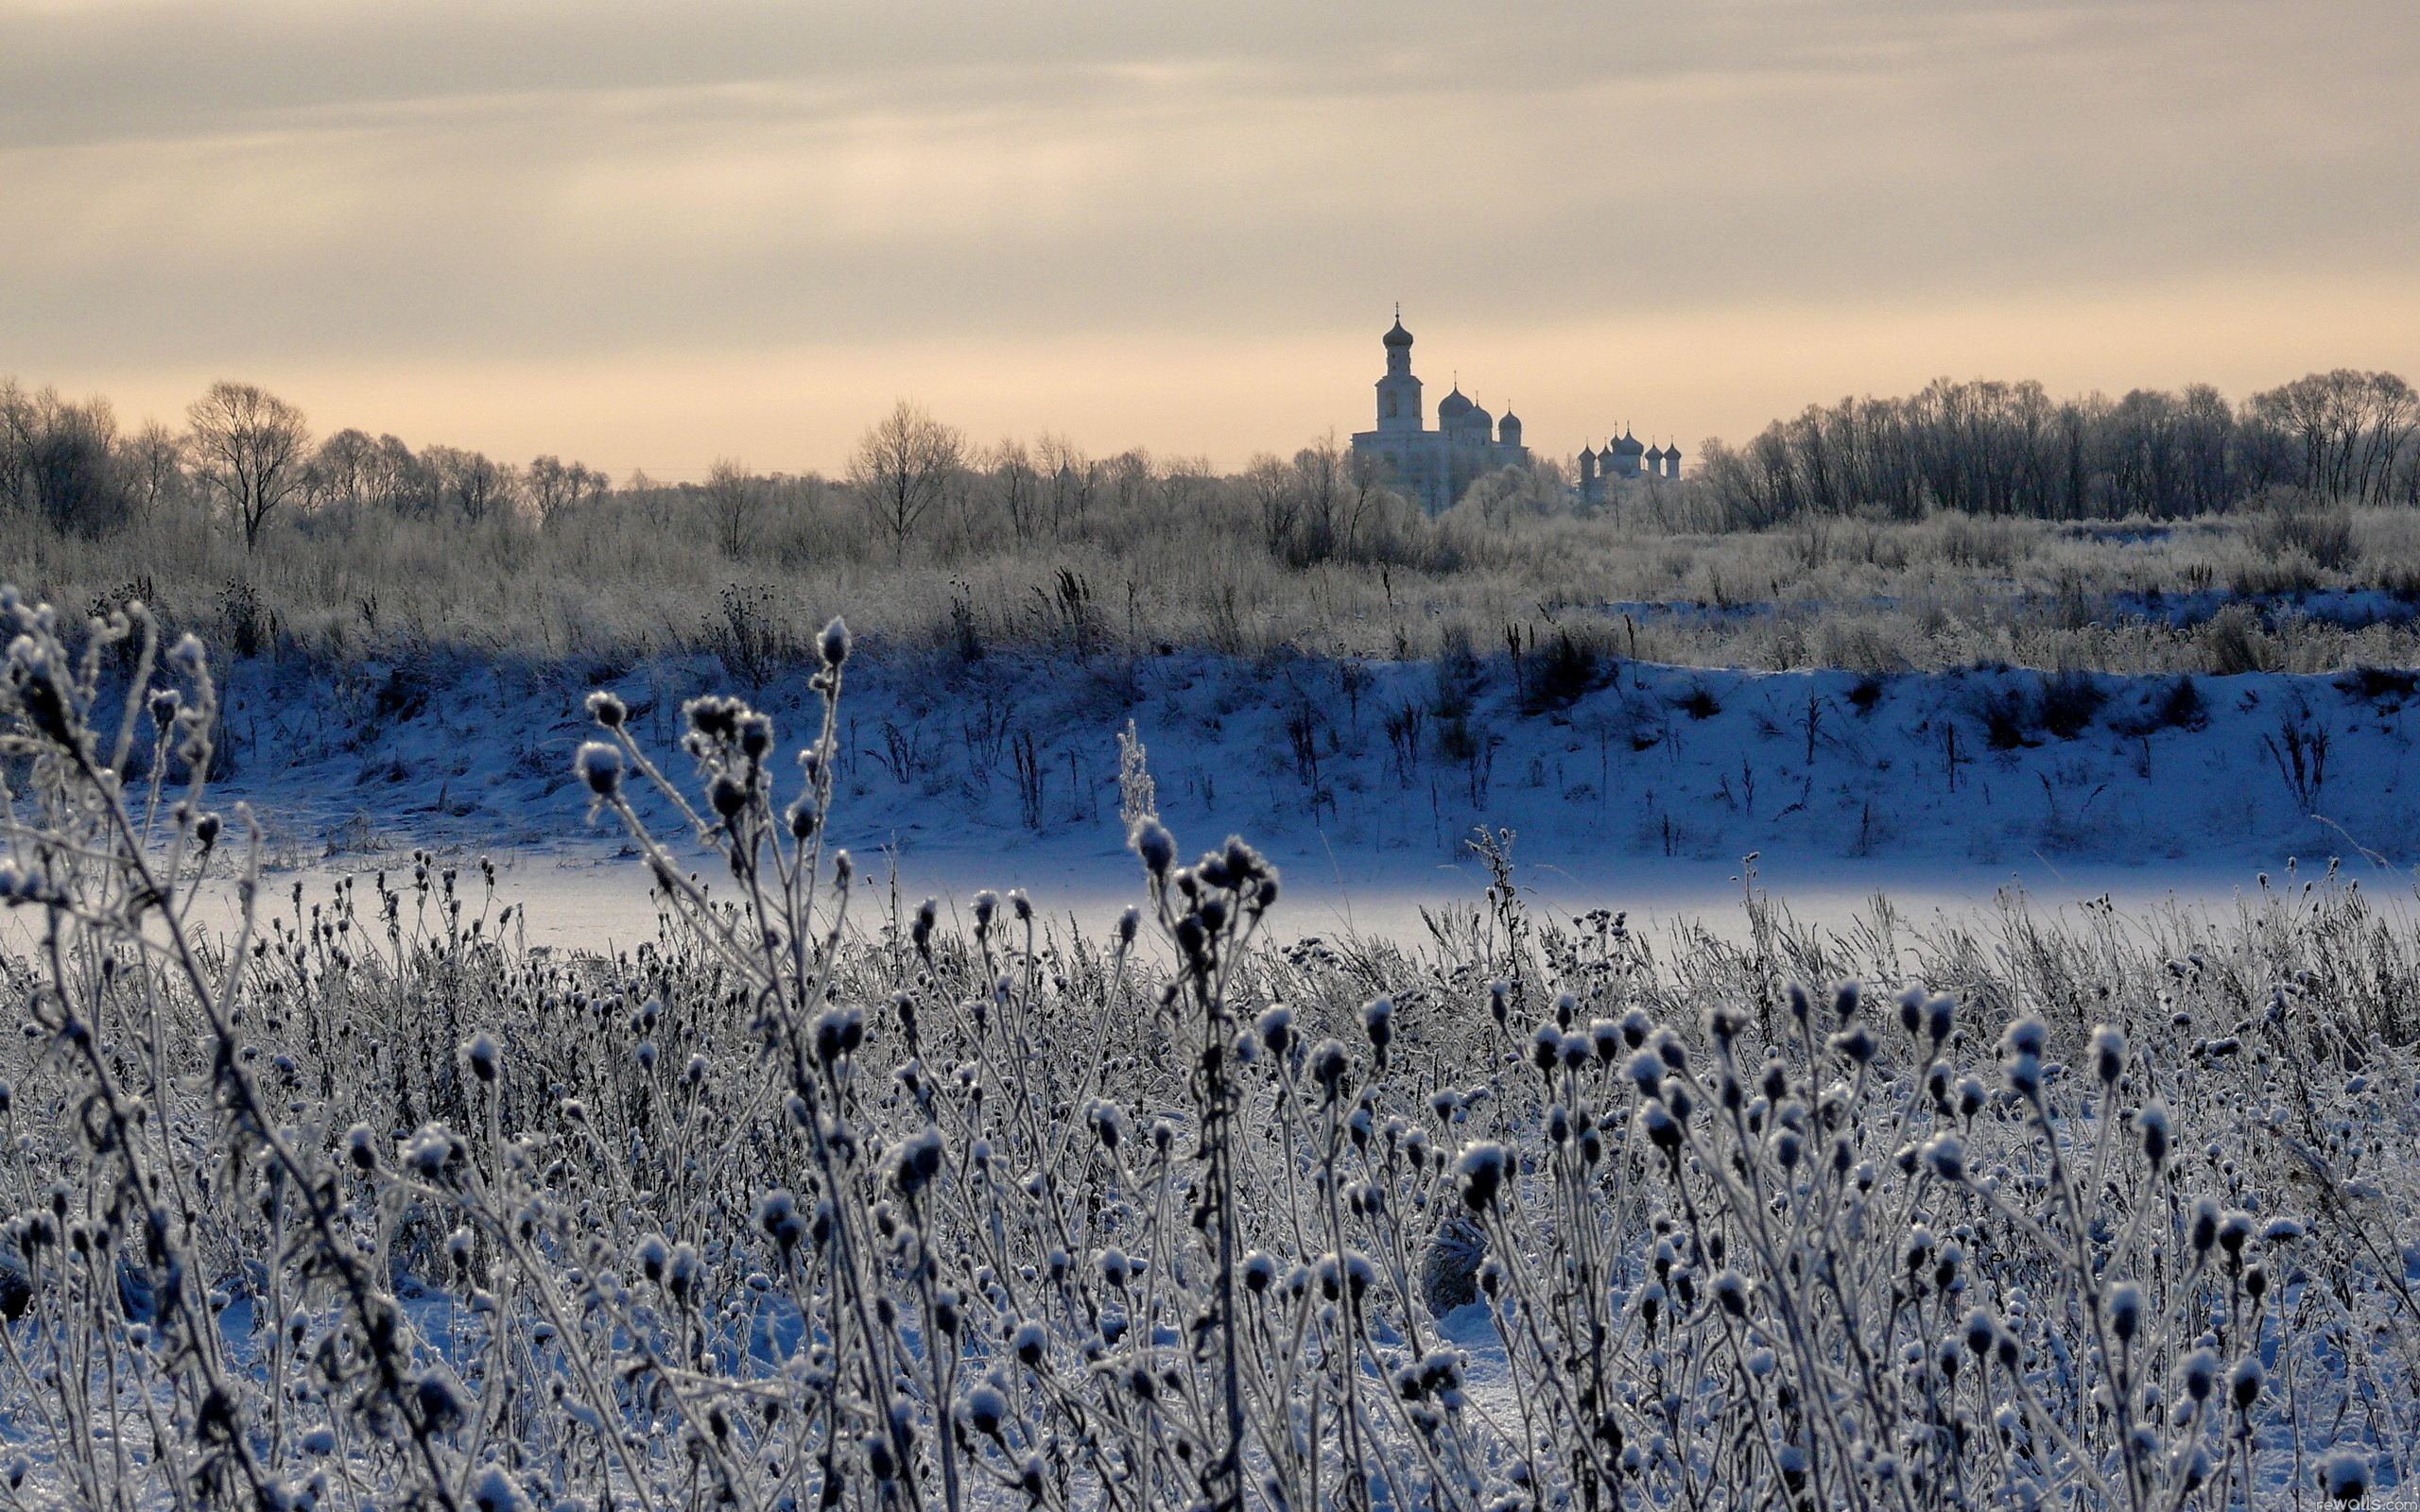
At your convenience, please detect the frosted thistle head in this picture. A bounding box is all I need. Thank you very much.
[890,1128,944,1199]
[961,1384,1008,1439]
[1640,1103,1682,1155]
[577,742,623,800]
[818,616,852,668]
[2090,1024,2127,1085]
[1457,1143,1509,1211]
[2105,1281,2144,1345]
[2002,1016,2048,1060]
[1309,1039,1352,1096]
[2228,1356,2263,1412]
[2318,1449,2370,1504]
[2139,1101,2171,1170]
[1361,997,1393,1053]
[462,1033,501,1084]
[1254,1004,1292,1057]
[1921,1132,1965,1184]
[1898,985,1927,1037]
[1128,817,1176,878]
[1963,1308,1999,1358]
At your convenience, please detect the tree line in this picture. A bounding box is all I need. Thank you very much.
[0,376,1465,571]
[1,378,619,548]
[1693,369,2419,527]
[9,368,2416,566]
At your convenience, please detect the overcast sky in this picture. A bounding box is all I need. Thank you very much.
[4,0,2414,476]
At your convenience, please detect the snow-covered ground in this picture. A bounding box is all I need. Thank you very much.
[199,644,2420,946]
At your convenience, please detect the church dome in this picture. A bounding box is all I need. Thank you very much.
[1466,403,1494,432]
[1646,443,1666,462]
[1437,387,1473,421]
[1613,430,1646,455]
[1498,408,1523,442]
[1383,318,1414,349]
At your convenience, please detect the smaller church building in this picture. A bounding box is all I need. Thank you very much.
[1348,313,1681,514]
[1577,431,1681,506]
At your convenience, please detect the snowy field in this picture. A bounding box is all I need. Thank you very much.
[3,606,2416,1511]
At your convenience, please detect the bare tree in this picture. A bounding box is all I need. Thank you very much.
[1243,454,1299,557]
[849,401,964,564]
[129,421,185,514]
[26,390,130,537]
[989,438,1040,542]
[422,445,517,524]
[311,428,381,511]
[2357,373,2416,505]
[0,379,33,513]
[185,381,310,549]
[1339,449,1392,559]
[525,454,604,526]
[467,449,509,519]
[1161,455,1216,518]
[1291,434,1344,559]
[1107,449,1156,514]
[366,435,431,514]
[2244,369,2413,500]
[1036,431,1097,538]
[2249,372,2340,495]
[702,456,764,557]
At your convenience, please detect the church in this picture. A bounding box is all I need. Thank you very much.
[1348,312,1682,513]
[1577,429,1681,506]
[1348,314,1530,514]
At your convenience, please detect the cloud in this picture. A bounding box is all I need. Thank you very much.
[2,0,2413,467]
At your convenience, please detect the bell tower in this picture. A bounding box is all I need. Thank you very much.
[1375,306,1423,433]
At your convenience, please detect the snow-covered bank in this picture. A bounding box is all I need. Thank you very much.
[206,644,2419,925]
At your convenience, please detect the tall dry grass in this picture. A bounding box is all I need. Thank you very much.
[8,483,2420,676]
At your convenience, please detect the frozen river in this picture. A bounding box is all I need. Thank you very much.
[16,815,2410,967]
[222,841,2417,960]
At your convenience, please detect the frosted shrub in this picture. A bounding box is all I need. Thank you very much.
[0,585,2414,1510]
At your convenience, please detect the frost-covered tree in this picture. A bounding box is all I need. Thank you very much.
[128,419,186,515]
[987,437,1041,543]
[25,389,130,537]
[0,377,35,513]
[2250,369,2418,505]
[423,444,518,524]
[185,380,310,549]
[849,400,963,563]
[524,453,607,525]
[308,427,382,511]
[702,455,764,557]
[1244,452,1299,557]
